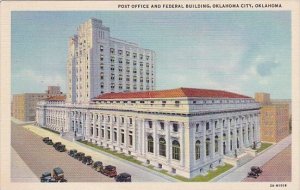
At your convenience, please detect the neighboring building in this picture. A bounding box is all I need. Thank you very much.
[255,93,290,143]
[46,86,63,96]
[12,86,63,121]
[37,88,261,178]
[67,18,156,104]
[12,93,49,121]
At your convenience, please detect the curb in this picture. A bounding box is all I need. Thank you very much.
[75,141,180,182]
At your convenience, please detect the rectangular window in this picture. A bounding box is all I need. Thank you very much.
[100,45,104,52]
[129,135,133,146]
[173,123,178,132]
[160,122,164,130]
[121,133,125,143]
[107,130,110,140]
[148,121,153,128]
[175,101,180,107]
[114,131,117,141]
[101,129,104,138]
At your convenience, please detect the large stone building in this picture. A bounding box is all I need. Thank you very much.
[36,18,261,178]
[12,86,63,121]
[37,88,261,178]
[67,18,156,104]
[255,93,290,143]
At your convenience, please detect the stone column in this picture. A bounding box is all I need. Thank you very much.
[124,117,128,148]
[116,116,120,146]
[136,118,142,155]
[245,116,249,147]
[133,117,137,152]
[201,121,206,162]
[110,115,113,143]
[219,119,223,155]
[142,119,146,155]
[211,120,215,159]
[85,112,90,139]
[227,118,231,154]
[153,120,158,157]
[180,122,185,167]
[165,121,171,162]
[233,118,238,151]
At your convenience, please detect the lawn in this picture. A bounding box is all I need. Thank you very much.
[156,163,233,182]
[256,142,273,153]
[78,140,233,182]
[78,140,143,165]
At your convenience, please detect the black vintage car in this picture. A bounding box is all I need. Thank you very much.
[74,152,85,161]
[46,139,54,145]
[82,156,93,165]
[92,161,103,172]
[53,167,67,182]
[56,144,66,152]
[53,142,62,149]
[247,166,263,178]
[42,137,50,143]
[40,172,55,182]
[68,149,77,157]
[101,165,117,177]
[251,166,263,174]
[248,170,259,178]
[115,173,131,182]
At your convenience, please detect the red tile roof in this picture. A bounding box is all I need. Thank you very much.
[93,88,251,100]
[46,96,66,101]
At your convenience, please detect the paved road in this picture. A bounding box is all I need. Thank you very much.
[11,122,173,182]
[11,147,39,182]
[11,122,114,182]
[243,145,291,182]
[216,135,291,182]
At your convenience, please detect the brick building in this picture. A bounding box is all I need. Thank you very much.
[255,93,290,143]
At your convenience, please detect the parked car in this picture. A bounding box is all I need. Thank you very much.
[40,171,55,182]
[115,173,131,182]
[68,149,77,157]
[53,167,67,182]
[101,165,117,177]
[251,166,263,174]
[92,161,103,172]
[53,142,62,149]
[42,137,50,143]
[82,156,93,165]
[74,152,85,161]
[56,144,66,152]
[46,139,54,145]
[247,171,259,178]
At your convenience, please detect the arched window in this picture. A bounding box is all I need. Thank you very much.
[215,136,219,152]
[206,138,210,156]
[172,140,180,160]
[195,140,201,160]
[159,138,166,156]
[147,136,154,153]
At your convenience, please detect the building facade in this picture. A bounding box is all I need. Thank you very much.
[12,86,63,121]
[255,93,290,143]
[37,88,261,178]
[67,18,156,104]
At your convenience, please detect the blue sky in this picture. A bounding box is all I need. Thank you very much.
[12,11,291,99]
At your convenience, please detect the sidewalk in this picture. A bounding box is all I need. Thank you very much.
[21,124,174,182]
[215,135,292,182]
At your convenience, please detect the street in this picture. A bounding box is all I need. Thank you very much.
[11,121,173,182]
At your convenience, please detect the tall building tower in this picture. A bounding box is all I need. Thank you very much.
[66,18,156,104]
